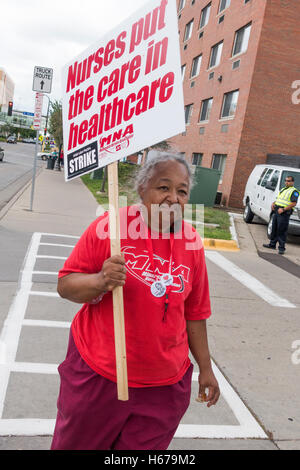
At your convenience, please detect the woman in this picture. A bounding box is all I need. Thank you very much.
[51,153,220,450]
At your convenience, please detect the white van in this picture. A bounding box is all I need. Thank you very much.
[243,165,300,237]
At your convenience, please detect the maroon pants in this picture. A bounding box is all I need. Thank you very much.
[51,331,193,450]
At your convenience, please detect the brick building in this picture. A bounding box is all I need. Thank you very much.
[169,0,300,207]
[0,68,14,112]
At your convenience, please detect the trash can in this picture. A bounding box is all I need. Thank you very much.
[189,167,221,207]
[47,156,56,170]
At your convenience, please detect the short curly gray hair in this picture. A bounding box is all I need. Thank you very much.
[135,152,193,197]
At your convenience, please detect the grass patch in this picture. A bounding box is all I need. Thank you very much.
[204,226,232,240]
[81,162,138,209]
[203,207,232,240]
[184,205,232,240]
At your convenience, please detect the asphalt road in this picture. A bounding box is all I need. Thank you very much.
[0,141,44,212]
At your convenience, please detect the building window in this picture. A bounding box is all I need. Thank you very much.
[184,20,194,42]
[192,153,203,166]
[221,123,229,133]
[209,41,223,68]
[190,55,202,78]
[221,90,239,118]
[199,3,211,29]
[219,0,231,13]
[185,104,193,124]
[199,98,213,122]
[181,64,186,81]
[232,23,252,56]
[178,0,185,12]
[211,154,227,181]
[232,59,241,70]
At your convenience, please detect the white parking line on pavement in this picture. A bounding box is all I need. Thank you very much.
[0,419,55,436]
[0,232,41,418]
[0,232,269,439]
[32,271,58,276]
[22,319,71,328]
[30,291,59,297]
[10,362,59,374]
[40,233,80,239]
[206,251,296,309]
[39,243,75,249]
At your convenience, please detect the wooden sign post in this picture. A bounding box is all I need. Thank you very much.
[107,161,129,401]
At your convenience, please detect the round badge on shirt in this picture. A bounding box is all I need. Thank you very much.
[161,274,173,286]
[151,281,167,298]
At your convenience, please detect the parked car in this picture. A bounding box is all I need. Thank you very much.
[37,150,58,161]
[0,147,4,162]
[243,164,300,236]
[22,137,36,144]
[7,135,17,144]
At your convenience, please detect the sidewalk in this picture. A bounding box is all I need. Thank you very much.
[0,168,100,451]
[0,167,99,237]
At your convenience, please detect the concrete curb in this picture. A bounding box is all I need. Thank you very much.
[203,238,240,251]
[0,167,43,222]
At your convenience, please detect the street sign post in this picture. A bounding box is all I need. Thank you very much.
[30,92,45,211]
[30,65,54,211]
[32,66,53,94]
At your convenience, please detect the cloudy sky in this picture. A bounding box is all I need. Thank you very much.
[1,0,149,114]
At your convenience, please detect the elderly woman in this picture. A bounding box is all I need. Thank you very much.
[51,153,219,451]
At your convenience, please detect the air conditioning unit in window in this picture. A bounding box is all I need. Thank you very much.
[232,60,241,70]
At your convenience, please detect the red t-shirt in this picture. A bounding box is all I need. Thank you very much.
[58,206,212,388]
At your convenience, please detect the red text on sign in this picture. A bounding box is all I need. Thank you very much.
[68,72,174,151]
[129,0,168,53]
[66,31,127,93]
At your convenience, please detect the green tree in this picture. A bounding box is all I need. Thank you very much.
[0,123,16,137]
[48,100,63,148]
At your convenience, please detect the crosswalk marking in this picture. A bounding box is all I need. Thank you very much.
[206,251,296,308]
[0,232,280,439]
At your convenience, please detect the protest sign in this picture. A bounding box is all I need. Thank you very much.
[62,0,185,180]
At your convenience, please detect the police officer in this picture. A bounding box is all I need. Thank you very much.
[263,175,299,254]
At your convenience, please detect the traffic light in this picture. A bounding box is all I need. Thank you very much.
[44,128,47,136]
[7,101,13,116]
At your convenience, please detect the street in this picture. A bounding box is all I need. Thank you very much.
[0,148,299,451]
[0,142,43,212]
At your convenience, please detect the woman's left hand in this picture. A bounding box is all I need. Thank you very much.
[197,368,220,407]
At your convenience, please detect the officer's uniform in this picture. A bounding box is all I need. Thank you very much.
[269,186,299,252]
